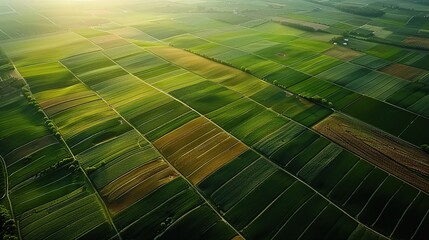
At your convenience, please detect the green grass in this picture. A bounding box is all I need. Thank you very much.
[400,116,429,146]
[329,161,374,205]
[253,22,306,36]
[311,151,360,195]
[342,96,416,136]
[120,187,203,239]
[211,159,277,212]
[242,182,314,239]
[0,93,50,155]
[198,151,259,196]
[343,168,388,216]
[170,81,242,114]
[158,205,236,240]
[265,67,311,88]
[351,54,391,69]
[225,171,294,230]
[391,193,429,239]
[1,32,99,67]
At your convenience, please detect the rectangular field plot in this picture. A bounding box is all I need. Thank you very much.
[154,117,247,184]
[4,1,429,240]
[342,96,416,136]
[386,82,429,118]
[19,192,111,240]
[99,158,179,214]
[0,84,115,239]
[381,63,428,81]
[250,85,332,126]
[169,81,243,114]
[165,34,210,49]
[61,51,199,141]
[264,67,310,88]
[0,14,62,39]
[400,116,429,146]
[313,114,429,192]
[366,44,409,61]
[116,178,237,240]
[253,22,306,36]
[290,55,343,75]
[149,46,270,96]
[351,54,391,70]
[1,32,99,67]
[89,34,131,50]
[286,77,362,110]
[77,130,164,190]
[255,44,318,66]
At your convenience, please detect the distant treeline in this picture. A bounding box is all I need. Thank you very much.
[342,31,429,51]
[335,4,385,17]
[0,49,13,74]
[273,20,322,32]
[409,0,429,6]
[305,0,385,17]
[0,205,18,240]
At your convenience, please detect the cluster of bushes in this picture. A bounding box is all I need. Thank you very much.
[22,86,62,139]
[85,161,107,174]
[160,217,174,230]
[0,50,13,75]
[275,20,320,32]
[273,80,288,90]
[349,28,375,38]
[44,119,61,139]
[305,0,385,17]
[170,44,255,74]
[299,94,334,108]
[0,206,18,240]
[36,157,78,178]
[421,144,429,154]
[335,5,385,17]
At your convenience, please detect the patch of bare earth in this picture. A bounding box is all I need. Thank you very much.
[313,113,429,192]
[323,46,363,61]
[381,63,427,81]
[403,36,429,49]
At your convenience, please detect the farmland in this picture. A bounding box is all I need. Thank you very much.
[1,0,429,239]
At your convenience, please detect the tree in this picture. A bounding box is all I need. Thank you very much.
[421,144,429,154]
[0,205,18,239]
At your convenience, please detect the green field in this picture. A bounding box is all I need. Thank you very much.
[1,0,429,239]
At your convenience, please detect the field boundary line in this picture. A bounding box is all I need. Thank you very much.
[101,48,389,239]
[241,181,297,230]
[372,185,403,227]
[356,176,389,219]
[296,204,330,240]
[271,194,318,240]
[411,207,429,239]
[17,68,123,240]
[144,42,429,193]
[341,167,382,207]
[179,32,429,150]
[0,155,22,240]
[390,191,419,238]
[60,61,245,239]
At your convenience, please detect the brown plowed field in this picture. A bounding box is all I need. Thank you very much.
[154,117,247,184]
[381,63,427,81]
[313,113,429,192]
